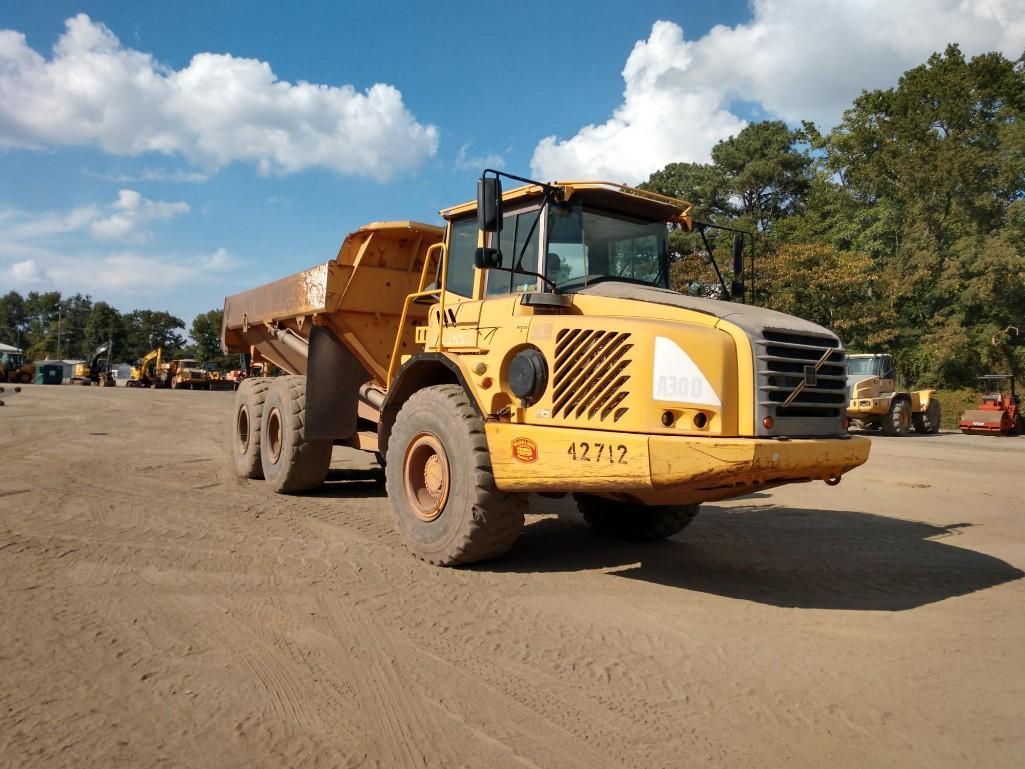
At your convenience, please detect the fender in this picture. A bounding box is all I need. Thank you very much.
[379,353,481,457]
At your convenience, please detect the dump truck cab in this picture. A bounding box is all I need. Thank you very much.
[222,175,870,565]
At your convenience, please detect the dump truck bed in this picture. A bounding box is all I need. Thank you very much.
[221,221,444,385]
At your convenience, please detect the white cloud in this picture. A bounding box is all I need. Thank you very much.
[531,0,1025,183]
[2,246,236,295]
[0,14,439,180]
[455,141,506,172]
[88,189,190,241]
[8,258,47,283]
[0,190,189,244]
[84,167,210,183]
[0,190,214,296]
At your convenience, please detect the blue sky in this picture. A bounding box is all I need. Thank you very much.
[1,1,1022,328]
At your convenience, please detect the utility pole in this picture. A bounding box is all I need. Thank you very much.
[56,305,62,360]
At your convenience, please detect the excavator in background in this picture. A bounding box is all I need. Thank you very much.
[126,349,211,390]
[126,348,168,388]
[70,341,115,386]
[0,343,34,384]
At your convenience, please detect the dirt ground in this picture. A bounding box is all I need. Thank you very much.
[1,384,1023,769]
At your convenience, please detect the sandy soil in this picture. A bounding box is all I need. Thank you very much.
[1,384,1023,769]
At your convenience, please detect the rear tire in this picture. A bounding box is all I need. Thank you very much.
[912,399,941,434]
[259,376,332,493]
[232,377,271,479]
[385,384,523,566]
[882,398,911,436]
[574,495,699,541]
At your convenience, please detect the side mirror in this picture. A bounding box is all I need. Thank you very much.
[474,247,502,269]
[477,177,503,233]
[731,234,744,275]
[731,233,745,301]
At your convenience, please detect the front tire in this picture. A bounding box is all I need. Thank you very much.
[385,384,523,566]
[882,398,911,436]
[574,495,699,541]
[259,376,332,493]
[912,399,942,434]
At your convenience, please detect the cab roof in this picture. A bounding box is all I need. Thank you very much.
[439,180,693,227]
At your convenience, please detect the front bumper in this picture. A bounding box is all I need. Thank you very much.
[847,398,889,416]
[486,423,871,505]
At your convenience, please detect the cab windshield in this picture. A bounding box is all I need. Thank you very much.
[546,201,668,291]
[846,357,880,376]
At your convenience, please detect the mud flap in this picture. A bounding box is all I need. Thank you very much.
[304,325,370,441]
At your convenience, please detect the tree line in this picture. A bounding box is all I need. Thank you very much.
[642,44,1024,388]
[0,290,232,368]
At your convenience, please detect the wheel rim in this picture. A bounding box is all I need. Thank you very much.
[266,407,283,465]
[237,405,250,453]
[403,433,450,522]
[900,409,910,431]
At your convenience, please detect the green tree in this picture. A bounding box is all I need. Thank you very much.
[0,291,28,351]
[815,44,1025,386]
[758,244,885,350]
[122,310,186,362]
[190,309,233,367]
[710,120,812,229]
[22,291,62,359]
[58,293,95,359]
[83,302,126,361]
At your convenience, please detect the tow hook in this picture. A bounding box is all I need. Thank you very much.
[825,474,842,486]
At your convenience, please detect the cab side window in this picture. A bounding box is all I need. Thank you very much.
[445,216,478,297]
[487,209,540,296]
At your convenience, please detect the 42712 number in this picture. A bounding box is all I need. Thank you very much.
[567,441,628,464]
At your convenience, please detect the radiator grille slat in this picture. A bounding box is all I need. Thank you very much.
[553,328,633,423]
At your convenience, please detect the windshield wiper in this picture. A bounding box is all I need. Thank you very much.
[558,274,656,292]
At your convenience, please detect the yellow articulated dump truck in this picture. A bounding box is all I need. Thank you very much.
[222,173,870,566]
[846,353,941,435]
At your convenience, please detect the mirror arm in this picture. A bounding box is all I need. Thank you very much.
[697,224,731,298]
[693,220,757,304]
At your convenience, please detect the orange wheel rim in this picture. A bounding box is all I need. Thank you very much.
[266,407,282,464]
[237,405,250,453]
[403,433,449,522]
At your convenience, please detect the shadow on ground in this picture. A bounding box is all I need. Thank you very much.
[310,467,387,499]
[484,502,1023,611]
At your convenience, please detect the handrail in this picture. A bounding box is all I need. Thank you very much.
[386,242,448,388]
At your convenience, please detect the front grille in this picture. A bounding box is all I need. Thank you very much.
[552,328,633,423]
[756,329,847,425]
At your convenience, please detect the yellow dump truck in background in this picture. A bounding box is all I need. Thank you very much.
[222,173,870,565]
[846,353,941,435]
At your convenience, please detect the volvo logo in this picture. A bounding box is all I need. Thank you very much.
[783,348,834,407]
